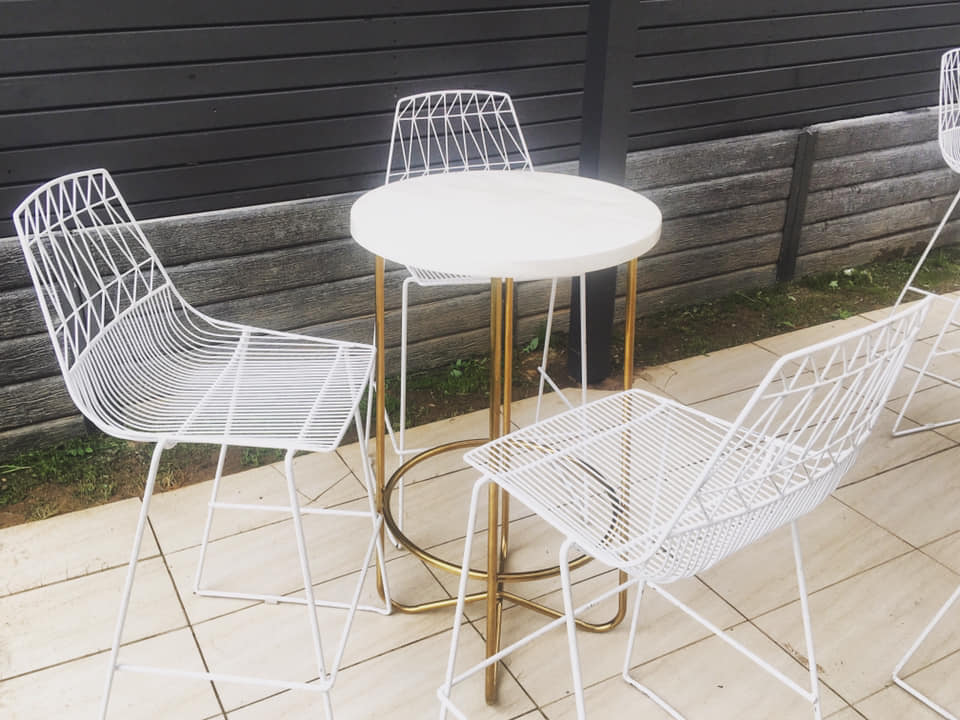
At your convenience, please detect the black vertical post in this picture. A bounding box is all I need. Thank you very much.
[569,0,638,383]
[777,128,818,282]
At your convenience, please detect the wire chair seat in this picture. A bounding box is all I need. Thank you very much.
[405,264,485,286]
[72,286,374,451]
[465,388,841,584]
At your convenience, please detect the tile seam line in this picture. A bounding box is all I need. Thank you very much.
[149,514,230,717]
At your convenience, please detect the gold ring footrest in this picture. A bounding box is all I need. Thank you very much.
[382,438,594,581]
[380,437,626,633]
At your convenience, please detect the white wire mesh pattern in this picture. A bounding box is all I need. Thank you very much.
[14,169,374,452]
[385,89,534,287]
[14,169,388,720]
[466,301,928,583]
[940,48,960,174]
[386,89,533,182]
[440,300,929,720]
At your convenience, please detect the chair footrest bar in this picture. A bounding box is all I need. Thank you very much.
[116,663,332,693]
[208,501,373,519]
[901,365,960,388]
[622,677,685,720]
[194,587,389,614]
[892,675,958,720]
[536,366,575,411]
[649,583,816,703]
[447,577,635,688]
[893,417,960,437]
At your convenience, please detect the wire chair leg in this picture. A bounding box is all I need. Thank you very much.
[892,296,960,437]
[397,276,415,538]
[791,521,822,720]
[892,580,960,720]
[535,278,558,423]
[283,450,334,718]
[438,476,489,720]
[621,579,645,677]
[353,407,392,614]
[622,578,822,720]
[99,441,165,720]
[621,582,685,720]
[193,442,229,593]
[579,272,588,408]
[895,186,960,308]
[891,185,960,437]
[559,538,587,720]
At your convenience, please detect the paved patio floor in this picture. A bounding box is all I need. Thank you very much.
[2,299,959,719]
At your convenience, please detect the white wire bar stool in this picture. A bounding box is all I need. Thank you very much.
[384,89,565,528]
[13,169,391,720]
[438,299,931,720]
[888,49,960,719]
[892,47,960,437]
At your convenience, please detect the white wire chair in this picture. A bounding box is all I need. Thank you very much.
[438,298,931,720]
[892,47,960,437]
[13,169,391,720]
[888,52,960,718]
[384,89,563,525]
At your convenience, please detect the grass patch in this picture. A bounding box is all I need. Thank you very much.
[3,246,960,527]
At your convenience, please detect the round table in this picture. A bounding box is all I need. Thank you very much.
[351,170,660,280]
[351,170,661,700]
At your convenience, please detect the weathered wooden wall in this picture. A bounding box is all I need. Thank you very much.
[5,107,954,455]
[797,108,960,275]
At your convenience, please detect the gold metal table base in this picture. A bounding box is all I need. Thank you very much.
[373,258,639,703]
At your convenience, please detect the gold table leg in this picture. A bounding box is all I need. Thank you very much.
[373,260,641,703]
[485,277,503,701]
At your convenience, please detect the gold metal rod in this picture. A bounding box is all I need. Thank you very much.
[489,278,503,442]
[624,257,638,391]
[500,279,514,568]
[502,591,627,633]
[388,591,488,614]
[486,277,504,702]
[379,440,595,581]
[374,255,387,601]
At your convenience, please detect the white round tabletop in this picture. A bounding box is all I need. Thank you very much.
[350,171,661,281]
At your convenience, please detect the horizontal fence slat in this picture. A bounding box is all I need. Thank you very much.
[0,1,588,36]
[0,38,585,113]
[625,131,798,189]
[637,6,960,54]
[0,8,588,74]
[634,26,960,83]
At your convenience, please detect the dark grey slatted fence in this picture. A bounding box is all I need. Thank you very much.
[631,2,950,150]
[0,1,590,238]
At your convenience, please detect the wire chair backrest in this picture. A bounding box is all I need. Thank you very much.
[649,299,930,581]
[385,90,533,183]
[12,169,173,383]
[940,48,960,173]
